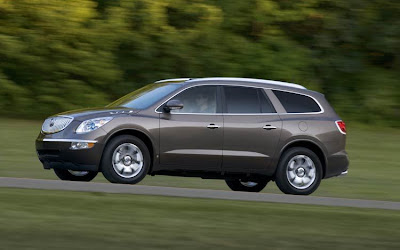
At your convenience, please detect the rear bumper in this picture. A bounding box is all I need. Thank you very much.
[36,139,104,172]
[324,150,349,178]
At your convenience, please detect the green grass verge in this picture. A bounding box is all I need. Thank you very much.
[0,118,399,201]
[0,188,399,250]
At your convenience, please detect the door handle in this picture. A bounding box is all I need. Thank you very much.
[207,124,220,129]
[263,125,277,130]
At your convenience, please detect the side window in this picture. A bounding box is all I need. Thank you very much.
[272,90,321,113]
[171,86,218,114]
[224,86,275,114]
[224,86,260,113]
[258,90,276,113]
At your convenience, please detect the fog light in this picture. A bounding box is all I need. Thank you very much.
[70,142,95,150]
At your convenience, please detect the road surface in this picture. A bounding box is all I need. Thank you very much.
[1,177,399,210]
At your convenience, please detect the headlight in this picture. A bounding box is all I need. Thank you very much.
[76,117,113,134]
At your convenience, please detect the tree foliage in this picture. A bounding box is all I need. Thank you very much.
[0,0,398,126]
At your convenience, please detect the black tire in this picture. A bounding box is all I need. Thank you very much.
[225,178,270,192]
[275,147,322,195]
[101,135,150,184]
[53,169,98,182]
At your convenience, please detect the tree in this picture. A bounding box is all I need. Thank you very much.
[0,0,122,118]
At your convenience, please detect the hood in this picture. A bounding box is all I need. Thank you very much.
[56,107,140,121]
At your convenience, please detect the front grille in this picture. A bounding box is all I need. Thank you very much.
[41,116,73,134]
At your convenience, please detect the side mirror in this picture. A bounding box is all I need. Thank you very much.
[164,99,184,112]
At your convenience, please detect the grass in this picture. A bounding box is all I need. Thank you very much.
[0,188,399,250]
[0,118,399,201]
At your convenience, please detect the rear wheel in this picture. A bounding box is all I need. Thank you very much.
[225,178,270,192]
[101,135,150,184]
[53,169,98,182]
[275,147,322,195]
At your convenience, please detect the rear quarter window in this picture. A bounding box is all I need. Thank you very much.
[272,90,321,113]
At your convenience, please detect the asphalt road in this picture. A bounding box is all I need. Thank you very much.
[1,177,399,210]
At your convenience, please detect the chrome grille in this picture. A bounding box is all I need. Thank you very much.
[41,116,73,134]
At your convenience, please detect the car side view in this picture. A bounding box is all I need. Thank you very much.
[36,77,349,195]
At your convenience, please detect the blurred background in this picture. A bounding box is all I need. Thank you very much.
[0,0,399,249]
[0,0,399,125]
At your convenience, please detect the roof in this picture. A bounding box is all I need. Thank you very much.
[155,77,306,89]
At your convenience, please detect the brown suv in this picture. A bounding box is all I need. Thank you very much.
[36,78,348,195]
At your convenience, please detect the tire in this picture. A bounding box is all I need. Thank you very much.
[225,178,270,192]
[53,169,98,182]
[275,147,322,195]
[101,135,150,184]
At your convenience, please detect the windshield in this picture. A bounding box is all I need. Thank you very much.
[107,83,182,109]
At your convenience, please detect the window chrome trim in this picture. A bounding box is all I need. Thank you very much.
[154,83,324,115]
[222,113,281,116]
[166,112,220,115]
[40,139,97,143]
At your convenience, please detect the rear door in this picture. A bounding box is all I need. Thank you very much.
[159,85,223,171]
[222,86,282,174]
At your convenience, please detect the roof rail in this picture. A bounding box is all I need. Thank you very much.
[187,77,306,89]
[155,78,191,84]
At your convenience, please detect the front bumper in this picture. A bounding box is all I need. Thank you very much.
[36,138,104,172]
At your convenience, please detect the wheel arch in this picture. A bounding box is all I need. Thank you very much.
[100,128,156,173]
[277,139,327,178]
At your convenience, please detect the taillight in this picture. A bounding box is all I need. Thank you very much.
[335,120,346,134]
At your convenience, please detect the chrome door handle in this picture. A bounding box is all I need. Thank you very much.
[207,124,220,129]
[263,125,277,130]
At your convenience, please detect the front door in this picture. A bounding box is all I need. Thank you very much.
[222,86,282,174]
[159,85,223,171]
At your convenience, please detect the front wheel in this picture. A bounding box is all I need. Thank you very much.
[53,169,98,182]
[275,147,322,195]
[101,135,150,184]
[225,178,270,192]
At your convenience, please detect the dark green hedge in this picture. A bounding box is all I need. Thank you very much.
[0,0,398,126]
